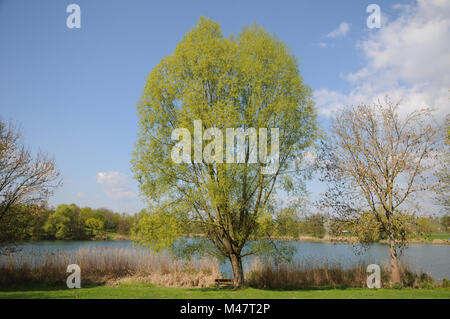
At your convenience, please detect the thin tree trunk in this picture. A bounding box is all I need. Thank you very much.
[230,253,244,288]
[388,235,401,285]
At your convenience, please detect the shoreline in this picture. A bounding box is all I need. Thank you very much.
[8,234,450,246]
[112,234,450,246]
[266,235,450,246]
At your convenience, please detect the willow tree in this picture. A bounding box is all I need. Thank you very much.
[320,98,439,284]
[131,17,317,287]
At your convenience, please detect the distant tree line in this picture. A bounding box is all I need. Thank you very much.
[139,205,450,240]
[271,209,449,240]
[0,203,135,242]
[2,201,448,243]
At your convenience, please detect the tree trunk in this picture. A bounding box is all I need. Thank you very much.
[230,253,244,288]
[388,235,401,285]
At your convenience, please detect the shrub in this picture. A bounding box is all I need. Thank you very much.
[441,278,450,288]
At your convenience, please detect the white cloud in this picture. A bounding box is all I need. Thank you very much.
[96,171,137,200]
[314,88,348,117]
[316,0,450,118]
[325,22,350,38]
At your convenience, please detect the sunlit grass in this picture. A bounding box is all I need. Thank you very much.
[0,282,449,299]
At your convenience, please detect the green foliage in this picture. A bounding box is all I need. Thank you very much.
[416,216,434,237]
[345,208,415,249]
[326,218,352,237]
[441,215,450,231]
[442,278,450,288]
[391,283,403,289]
[255,211,278,237]
[298,214,326,238]
[44,204,132,240]
[131,16,318,279]
[132,207,184,253]
[275,208,300,237]
[85,217,104,236]
[117,213,134,235]
[44,204,81,239]
[351,211,384,244]
[401,270,435,289]
[0,204,134,242]
[0,204,46,243]
[171,237,225,262]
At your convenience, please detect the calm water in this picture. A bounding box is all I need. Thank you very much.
[3,240,450,280]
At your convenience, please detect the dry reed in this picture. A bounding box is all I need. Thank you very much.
[245,258,432,289]
[0,247,221,288]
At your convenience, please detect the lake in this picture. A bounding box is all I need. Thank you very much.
[3,240,450,280]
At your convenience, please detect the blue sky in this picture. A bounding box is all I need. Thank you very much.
[1,0,449,213]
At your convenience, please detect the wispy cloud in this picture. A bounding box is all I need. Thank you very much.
[325,22,350,38]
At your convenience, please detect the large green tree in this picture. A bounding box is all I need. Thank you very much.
[131,18,317,287]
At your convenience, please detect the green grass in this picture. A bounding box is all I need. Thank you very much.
[410,233,450,242]
[428,234,450,240]
[0,282,449,299]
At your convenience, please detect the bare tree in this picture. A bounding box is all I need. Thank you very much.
[435,115,449,213]
[0,118,61,241]
[320,98,440,284]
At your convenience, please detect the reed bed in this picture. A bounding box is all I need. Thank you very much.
[245,258,433,289]
[0,247,221,288]
[0,248,437,289]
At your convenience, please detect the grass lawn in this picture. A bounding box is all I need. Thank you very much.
[0,283,449,299]
[428,234,450,240]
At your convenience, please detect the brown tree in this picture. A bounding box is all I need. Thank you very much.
[0,118,61,245]
[320,98,440,284]
[435,115,449,213]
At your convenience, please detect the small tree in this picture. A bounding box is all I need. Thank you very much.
[319,98,440,284]
[0,119,60,250]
